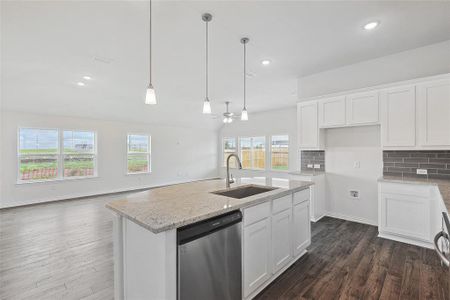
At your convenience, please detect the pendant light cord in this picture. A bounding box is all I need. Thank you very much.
[149,0,152,84]
[205,20,209,99]
[243,41,246,110]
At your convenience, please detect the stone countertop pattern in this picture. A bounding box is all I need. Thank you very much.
[106,177,313,234]
[379,175,450,212]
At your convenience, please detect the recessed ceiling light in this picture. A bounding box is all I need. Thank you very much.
[364,21,379,31]
[77,82,85,86]
[261,59,271,65]
[83,76,92,80]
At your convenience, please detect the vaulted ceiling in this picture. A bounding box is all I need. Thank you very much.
[2,1,450,129]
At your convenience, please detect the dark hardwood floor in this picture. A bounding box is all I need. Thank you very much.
[256,217,449,300]
[1,194,448,299]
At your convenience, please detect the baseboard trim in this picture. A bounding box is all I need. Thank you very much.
[311,213,327,223]
[326,212,378,226]
[1,177,220,209]
[378,232,433,249]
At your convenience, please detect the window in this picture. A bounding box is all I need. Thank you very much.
[223,137,237,167]
[240,136,265,170]
[63,130,96,177]
[127,134,151,174]
[18,128,97,182]
[271,135,289,171]
[19,128,59,181]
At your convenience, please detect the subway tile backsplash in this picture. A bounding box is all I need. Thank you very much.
[301,150,325,172]
[383,150,450,179]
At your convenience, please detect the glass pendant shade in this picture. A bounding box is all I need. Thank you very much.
[203,98,211,114]
[145,83,157,105]
[241,108,248,121]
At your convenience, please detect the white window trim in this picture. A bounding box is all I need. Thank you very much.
[270,134,290,172]
[17,127,98,184]
[126,133,152,175]
[222,137,237,168]
[239,136,266,171]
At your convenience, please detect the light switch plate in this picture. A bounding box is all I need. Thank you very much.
[417,169,428,175]
[313,164,321,169]
[350,190,359,198]
[307,164,313,168]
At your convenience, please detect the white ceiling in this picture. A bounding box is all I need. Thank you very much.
[2,0,450,129]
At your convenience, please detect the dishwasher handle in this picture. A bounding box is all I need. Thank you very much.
[434,230,450,267]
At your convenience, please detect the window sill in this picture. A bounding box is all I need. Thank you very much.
[16,175,99,185]
[126,171,152,176]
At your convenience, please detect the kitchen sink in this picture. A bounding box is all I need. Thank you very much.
[212,185,278,199]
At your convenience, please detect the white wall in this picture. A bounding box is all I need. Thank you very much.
[1,111,219,208]
[218,107,297,178]
[325,126,382,225]
[298,40,450,98]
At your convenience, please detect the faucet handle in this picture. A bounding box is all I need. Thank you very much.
[230,174,235,184]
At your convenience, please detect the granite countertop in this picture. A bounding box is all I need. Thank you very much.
[379,175,450,211]
[106,177,313,234]
[289,170,325,176]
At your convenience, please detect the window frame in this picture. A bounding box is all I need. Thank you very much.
[126,133,152,175]
[222,137,237,168]
[239,136,266,171]
[270,134,289,172]
[16,127,98,184]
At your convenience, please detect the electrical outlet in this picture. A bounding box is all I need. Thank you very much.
[353,161,360,169]
[313,164,321,169]
[350,190,359,198]
[307,164,313,168]
[416,169,428,175]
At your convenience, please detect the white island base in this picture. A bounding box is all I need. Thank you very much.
[110,182,312,300]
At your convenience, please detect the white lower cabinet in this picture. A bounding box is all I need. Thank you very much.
[243,189,311,299]
[271,208,293,273]
[243,217,271,298]
[293,201,311,257]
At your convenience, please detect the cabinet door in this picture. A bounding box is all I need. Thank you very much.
[243,218,271,298]
[297,102,319,148]
[379,193,431,242]
[380,85,416,147]
[271,209,292,274]
[318,96,346,128]
[346,91,379,125]
[417,79,450,146]
[293,201,311,256]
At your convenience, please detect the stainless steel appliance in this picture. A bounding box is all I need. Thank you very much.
[177,210,242,300]
[433,212,450,295]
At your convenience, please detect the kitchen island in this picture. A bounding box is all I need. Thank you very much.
[107,177,313,300]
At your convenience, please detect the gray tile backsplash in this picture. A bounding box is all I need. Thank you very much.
[301,150,325,172]
[383,150,450,179]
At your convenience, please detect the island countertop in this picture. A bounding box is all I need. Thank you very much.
[106,177,313,234]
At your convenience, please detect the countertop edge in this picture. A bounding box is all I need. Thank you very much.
[106,183,313,234]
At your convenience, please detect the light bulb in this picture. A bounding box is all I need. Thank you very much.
[203,98,211,114]
[364,21,379,30]
[145,83,157,105]
[241,108,248,121]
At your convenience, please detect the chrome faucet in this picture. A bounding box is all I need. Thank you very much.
[226,154,242,188]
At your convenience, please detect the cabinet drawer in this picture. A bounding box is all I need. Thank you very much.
[293,189,310,205]
[272,195,292,214]
[243,201,271,226]
[380,182,431,198]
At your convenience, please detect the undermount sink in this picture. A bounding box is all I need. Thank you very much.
[212,185,278,199]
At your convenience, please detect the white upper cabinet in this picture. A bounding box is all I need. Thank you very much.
[380,85,416,147]
[417,79,450,146]
[297,102,321,149]
[345,91,379,125]
[318,96,346,128]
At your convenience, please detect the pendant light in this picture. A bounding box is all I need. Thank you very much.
[145,0,157,105]
[241,37,249,120]
[202,13,212,114]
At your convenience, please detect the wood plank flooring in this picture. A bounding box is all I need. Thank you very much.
[1,194,448,299]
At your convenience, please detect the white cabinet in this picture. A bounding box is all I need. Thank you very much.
[380,85,416,147]
[417,79,450,146]
[271,208,292,273]
[378,182,435,248]
[346,91,379,125]
[290,174,326,222]
[243,217,271,298]
[318,96,346,128]
[297,102,322,149]
[292,200,311,257]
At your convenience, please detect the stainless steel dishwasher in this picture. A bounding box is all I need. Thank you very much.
[177,210,242,300]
